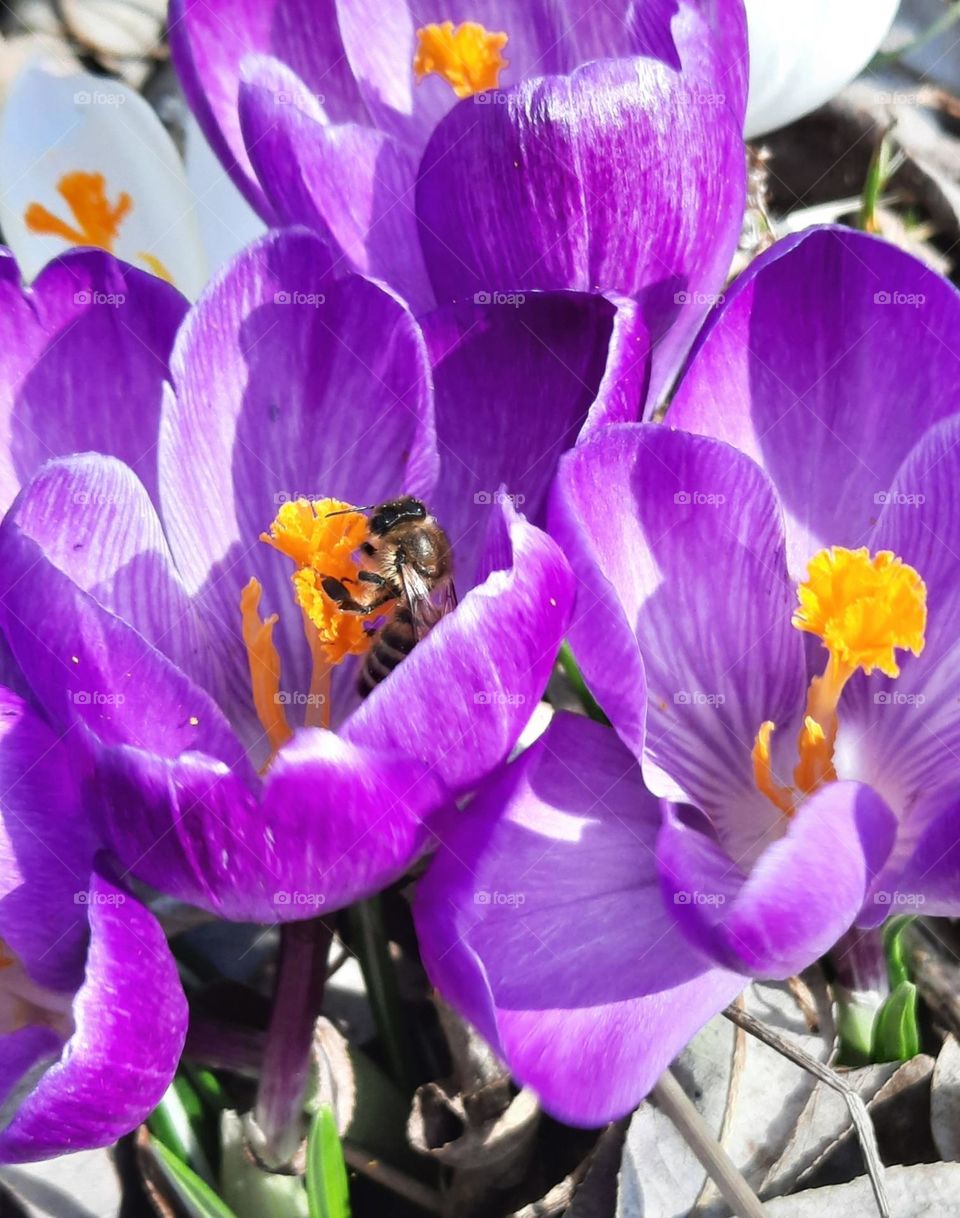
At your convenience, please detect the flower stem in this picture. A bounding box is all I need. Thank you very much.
[253,917,332,1166]
[345,897,413,1092]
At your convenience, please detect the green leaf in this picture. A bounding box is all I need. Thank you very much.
[872,980,921,1062]
[149,1135,239,1218]
[305,1107,351,1218]
[148,1076,217,1185]
[835,994,877,1067]
[883,914,915,990]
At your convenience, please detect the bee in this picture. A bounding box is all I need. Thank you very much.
[321,497,457,697]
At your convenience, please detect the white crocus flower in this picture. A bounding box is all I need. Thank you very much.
[0,60,263,299]
[745,0,901,138]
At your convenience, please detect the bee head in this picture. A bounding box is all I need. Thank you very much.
[369,497,427,536]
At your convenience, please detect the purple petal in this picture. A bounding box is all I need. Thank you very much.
[5,455,215,698]
[344,503,573,797]
[0,869,187,1163]
[260,731,451,912]
[169,0,366,215]
[415,55,744,401]
[0,508,249,776]
[669,226,960,577]
[864,792,960,921]
[416,713,743,1125]
[0,248,187,511]
[334,0,736,146]
[833,414,960,821]
[239,56,432,313]
[160,229,435,741]
[0,689,90,991]
[92,727,450,920]
[549,424,806,859]
[658,782,897,976]
[423,291,648,583]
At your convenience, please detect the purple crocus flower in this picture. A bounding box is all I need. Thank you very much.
[0,226,659,923]
[415,225,960,1124]
[170,0,747,399]
[0,690,185,1161]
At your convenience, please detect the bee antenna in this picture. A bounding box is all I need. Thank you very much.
[326,504,374,518]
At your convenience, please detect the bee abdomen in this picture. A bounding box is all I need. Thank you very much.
[357,608,417,698]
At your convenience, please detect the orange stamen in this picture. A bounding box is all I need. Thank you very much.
[754,546,927,814]
[413,21,508,98]
[25,170,173,282]
[240,577,293,760]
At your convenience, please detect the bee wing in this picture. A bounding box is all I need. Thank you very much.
[398,565,458,642]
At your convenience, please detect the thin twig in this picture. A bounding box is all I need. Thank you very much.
[651,1071,766,1218]
[343,1142,443,1214]
[722,1004,890,1218]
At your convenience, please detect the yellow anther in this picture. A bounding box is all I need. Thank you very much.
[793,546,926,679]
[240,577,292,758]
[413,21,508,98]
[261,498,377,667]
[25,170,173,282]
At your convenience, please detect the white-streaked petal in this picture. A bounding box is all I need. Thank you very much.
[184,113,266,276]
[745,0,899,138]
[0,60,207,298]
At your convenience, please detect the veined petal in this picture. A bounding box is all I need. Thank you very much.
[5,455,216,699]
[0,869,186,1163]
[0,689,91,991]
[335,0,743,145]
[344,502,573,797]
[91,727,450,920]
[170,0,367,216]
[239,55,431,313]
[837,414,960,834]
[159,229,436,744]
[424,291,649,583]
[0,247,186,511]
[0,62,206,298]
[416,714,743,1125]
[658,782,896,976]
[0,509,250,776]
[415,55,745,403]
[862,791,960,923]
[669,226,960,578]
[549,424,806,860]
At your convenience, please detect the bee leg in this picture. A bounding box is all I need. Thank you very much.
[358,571,386,585]
[321,577,396,615]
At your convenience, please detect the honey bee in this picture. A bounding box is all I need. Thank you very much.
[322,497,457,697]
